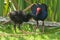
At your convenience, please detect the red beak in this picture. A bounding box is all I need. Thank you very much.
[36,7,41,16]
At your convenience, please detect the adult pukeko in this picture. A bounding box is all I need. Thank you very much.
[31,3,48,33]
[9,10,32,32]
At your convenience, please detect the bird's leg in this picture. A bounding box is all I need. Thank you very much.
[36,20,39,28]
[34,20,39,32]
[14,23,16,32]
[18,24,24,33]
[18,24,21,30]
[18,24,25,33]
[42,21,44,33]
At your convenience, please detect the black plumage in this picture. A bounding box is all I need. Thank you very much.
[9,10,32,32]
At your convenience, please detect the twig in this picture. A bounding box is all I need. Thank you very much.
[23,4,34,12]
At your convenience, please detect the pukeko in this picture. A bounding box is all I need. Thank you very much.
[8,10,32,32]
[31,3,48,33]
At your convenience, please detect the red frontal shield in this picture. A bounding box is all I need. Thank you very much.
[36,7,41,15]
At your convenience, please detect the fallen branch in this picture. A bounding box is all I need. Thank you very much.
[0,17,60,27]
[26,20,60,27]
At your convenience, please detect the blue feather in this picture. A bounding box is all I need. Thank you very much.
[31,3,48,21]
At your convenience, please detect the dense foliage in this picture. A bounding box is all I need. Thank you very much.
[0,0,60,40]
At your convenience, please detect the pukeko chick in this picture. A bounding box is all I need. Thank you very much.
[9,10,32,32]
[31,3,48,33]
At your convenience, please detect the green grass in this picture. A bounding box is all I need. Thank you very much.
[0,23,60,40]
